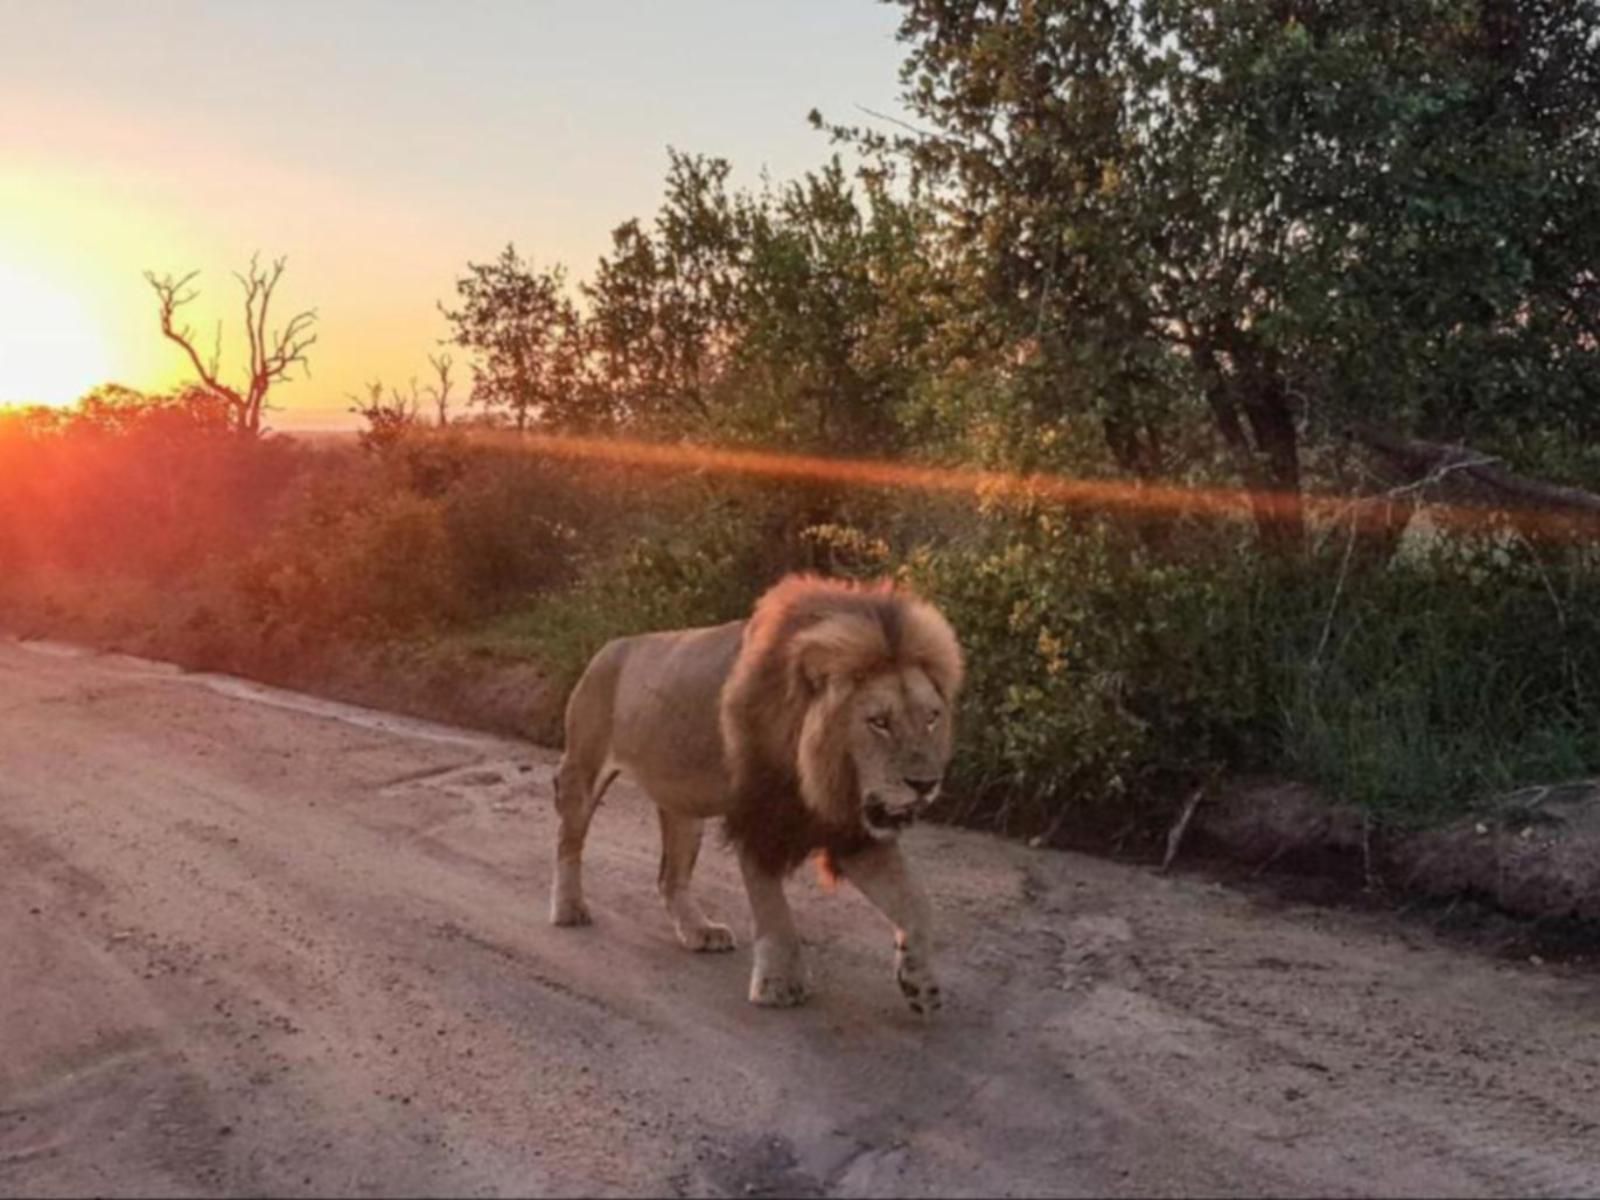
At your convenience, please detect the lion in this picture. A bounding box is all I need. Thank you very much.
[548,573,963,1013]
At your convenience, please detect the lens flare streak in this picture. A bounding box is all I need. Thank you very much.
[470,430,1600,542]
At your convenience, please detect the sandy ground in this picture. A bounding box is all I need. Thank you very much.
[2,638,1598,1199]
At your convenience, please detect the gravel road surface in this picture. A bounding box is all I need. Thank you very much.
[2,638,1597,1197]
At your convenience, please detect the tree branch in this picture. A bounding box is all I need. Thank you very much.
[146,256,316,434]
[144,269,246,418]
[1346,423,1600,517]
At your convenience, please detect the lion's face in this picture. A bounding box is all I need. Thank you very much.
[841,667,953,839]
[739,577,965,848]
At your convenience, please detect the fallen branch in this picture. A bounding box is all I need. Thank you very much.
[1346,423,1600,517]
[1160,786,1208,873]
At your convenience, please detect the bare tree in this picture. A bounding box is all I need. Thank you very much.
[144,253,317,435]
[425,352,455,427]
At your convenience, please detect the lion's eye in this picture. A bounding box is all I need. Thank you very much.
[926,711,941,729]
[867,714,892,734]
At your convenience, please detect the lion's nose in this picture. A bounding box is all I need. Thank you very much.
[905,777,940,800]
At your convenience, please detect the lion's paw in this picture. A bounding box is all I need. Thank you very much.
[895,954,942,1017]
[749,937,811,1007]
[550,894,592,927]
[678,921,736,953]
[750,969,813,1007]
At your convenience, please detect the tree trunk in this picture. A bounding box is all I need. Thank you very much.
[1190,330,1304,557]
[1101,407,1174,551]
[1238,372,1304,558]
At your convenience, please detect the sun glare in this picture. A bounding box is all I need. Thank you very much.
[0,260,113,407]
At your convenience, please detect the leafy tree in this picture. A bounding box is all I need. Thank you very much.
[732,158,933,452]
[584,150,940,455]
[440,245,593,431]
[585,151,744,429]
[844,0,1600,551]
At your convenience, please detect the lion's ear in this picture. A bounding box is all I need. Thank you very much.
[792,640,831,697]
[790,620,863,697]
[788,611,886,703]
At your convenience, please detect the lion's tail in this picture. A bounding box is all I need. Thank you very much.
[554,638,628,826]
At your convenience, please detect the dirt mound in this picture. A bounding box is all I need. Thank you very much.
[1396,783,1600,921]
[1194,777,1600,927]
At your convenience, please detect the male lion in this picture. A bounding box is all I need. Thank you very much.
[549,573,963,1013]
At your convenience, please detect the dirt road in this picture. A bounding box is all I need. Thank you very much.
[2,637,1598,1198]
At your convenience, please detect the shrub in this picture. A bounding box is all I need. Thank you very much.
[484,480,779,698]
[814,492,1600,838]
[237,463,463,636]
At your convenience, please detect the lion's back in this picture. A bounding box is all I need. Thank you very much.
[604,619,746,798]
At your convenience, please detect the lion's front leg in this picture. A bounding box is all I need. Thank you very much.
[835,841,940,1016]
[657,809,734,952]
[736,849,811,1007]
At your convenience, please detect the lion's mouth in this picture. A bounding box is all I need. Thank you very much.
[863,797,918,834]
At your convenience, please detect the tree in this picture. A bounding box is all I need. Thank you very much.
[425,352,455,427]
[583,150,935,452]
[585,151,744,430]
[849,0,1600,552]
[144,254,317,436]
[732,158,932,452]
[439,245,593,431]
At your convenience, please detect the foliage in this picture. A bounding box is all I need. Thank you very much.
[439,245,593,431]
[233,430,629,637]
[347,378,424,452]
[0,386,304,578]
[1279,534,1600,824]
[492,502,760,698]
[585,152,744,430]
[823,0,1600,552]
[805,491,1600,836]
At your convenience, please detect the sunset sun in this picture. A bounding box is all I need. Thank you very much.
[0,260,113,407]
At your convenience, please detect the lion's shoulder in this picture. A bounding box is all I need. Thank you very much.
[607,618,746,716]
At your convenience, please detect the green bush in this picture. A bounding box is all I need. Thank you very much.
[1278,535,1600,826]
[888,511,1149,833]
[237,464,463,636]
[480,481,780,698]
[807,491,1600,838]
[10,391,1598,842]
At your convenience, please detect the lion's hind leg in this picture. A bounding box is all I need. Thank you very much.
[550,640,628,928]
[550,756,615,927]
[657,809,735,952]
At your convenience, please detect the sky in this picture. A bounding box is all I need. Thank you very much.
[0,0,909,428]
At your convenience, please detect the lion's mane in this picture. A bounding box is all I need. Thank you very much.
[720,574,963,876]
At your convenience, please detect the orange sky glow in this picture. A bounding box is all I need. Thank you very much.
[0,2,906,426]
